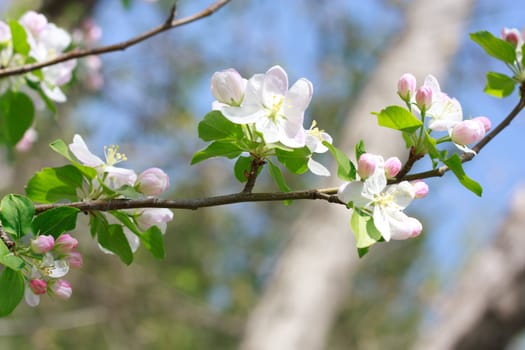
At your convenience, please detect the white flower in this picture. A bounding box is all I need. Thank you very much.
[135,208,174,233]
[338,156,420,241]
[219,65,312,148]
[211,68,247,108]
[69,134,137,188]
[304,121,332,176]
[418,75,463,131]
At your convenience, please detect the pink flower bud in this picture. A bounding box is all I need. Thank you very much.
[211,69,247,106]
[411,180,429,199]
[501,27,522,47]
[51,280,72,299]
[357,153,378,179]
[136,208,174,234]
[31,235,55,254]
[415,86,433,111]
[16,128,38,152]
[450,119,485,145]
[67,251,83,269]
[384,157,402,179]
[473,116,491,132]
[54,234,78,253]
[137,167,170,196]
[397,73,416,100]
[29,279,48,295]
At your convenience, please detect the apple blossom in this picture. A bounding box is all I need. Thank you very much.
[135,208,174,233]
[16,127,38,152]
[137,167,170,196]
[397,73,416,100]
[211,68,247,107]
[501,27,523,48]
[54,234,78,253]
[415,86,432,111]
[450,119,486,153]
[43,253,70,278]
[30,235,55,254]
[338,155,420,241]
[218,65,311,148]
[357,153,380,180]
[418,75,463,131]
[29,279,48,295]
[24,286,41,307]
[473,116,491,132]
[384,157,402,179]
[67,252,83,269]
[304,121,332,176]
[51,280,73,299]
[411,180,429,199]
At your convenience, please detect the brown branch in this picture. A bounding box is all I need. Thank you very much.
[34,188,343,214]
[242,156,265,193]
[0,0,231,79]
[0,225,15,251]
[392,82,525,183]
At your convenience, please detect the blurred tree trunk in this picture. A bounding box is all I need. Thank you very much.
[413,185,525,350]
[240,1,474,349]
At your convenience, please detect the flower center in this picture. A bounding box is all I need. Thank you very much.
[104,145,127,166]
[266,95,285,122]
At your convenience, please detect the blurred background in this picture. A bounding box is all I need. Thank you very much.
[1,0,525,349]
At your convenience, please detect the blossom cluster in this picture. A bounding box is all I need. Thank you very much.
[24,233,82,307]
[339,154,427,241]
[68,134,174,252]
[0,11,76,103]
[397,73,491,153]
[211,66,332,176]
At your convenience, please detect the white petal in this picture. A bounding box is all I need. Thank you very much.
[373,206,391,241]
[124,229,140,253]
[220,104,266,124]
[390,181,415,209]
[363,163,387,195]
[386,210,414,240]
[338,181,367,206]
[41,83,66,102]
[280,120,305,148]
[423,74,441,95]
[284,78,313,118]
[307,158,330,176]
[256,117,280,144]
[24,287,40,307]
[48,259,70,278]
[69,134,104,167]
[105,166,137,188]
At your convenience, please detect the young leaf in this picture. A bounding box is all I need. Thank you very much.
[0,240,24,271]
[443,154,483,196]
[267,161,291,192]
[49,139,97,179]
[0,194,34,239]
[0,268,25,317]
[470,31,516,64]
[484,72,516,98]
[323,142,356,181]
[26,165,84,203]
[97,223,133,265]
[234,156,252,183]
[191,141,243,164]
[373,105,422,132]
[197,111,244,141]
[423,131,440,160]
[0,91,35,146]
[8,20,30,55]
[275,147,310,174]
[354,140,366,161]
[350,210,382,249]
[32,207,80,238]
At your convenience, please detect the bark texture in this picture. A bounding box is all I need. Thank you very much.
[240,1,474,349]
[413,185,525,350]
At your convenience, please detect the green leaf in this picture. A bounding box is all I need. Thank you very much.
[267,160,291,193]
[197,111,244,142]
[350,210,382,249]
[423,131,440,160]
[470,31,516,64]
[0,268,24,317]
[354,140,366,161]
[26,165,84,203]
[0,194,34,239]
[191,141,243,164]
[32,207,80,238]
[373,105,423,132]
[234,156,251,183]
[443,154,483,196]
[97,223,133,265]
[49,139,97,179]
[484,72,516,98]
[323,142,356,181]
[8,20,30,56]
[0,240,24,271]
[275,147,310,174]
[357,247,369,258]
[0,91,35,146]
[109,211,165,260]
[114,185,144,200]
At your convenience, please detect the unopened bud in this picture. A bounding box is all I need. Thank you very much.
[54,234,78,253]
[137,167,170,196]
[31,235,54,254]
[384,157,402,179]
[211,69,247,106]
[51,280,72,299]
[357,153,378,179]
[473,116,491,132]
[411,180,429,199]
[450,119,485,145]
[501,27,522,47]
[397,73,416,100]
[29,279,48,295]
[415,86,433,111]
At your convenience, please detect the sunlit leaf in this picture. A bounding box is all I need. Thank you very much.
[26,165,83,203]
[443,154,483,196]
[373,105,422,132]
[484,72,516,98]
[191,141,243,164]
[32,207,80,238]
[470,31,516,64]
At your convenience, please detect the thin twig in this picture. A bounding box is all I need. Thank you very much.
[0,225,15,251]
[34,188,342,214]
[242,156,265,193]
[0,0,231,78]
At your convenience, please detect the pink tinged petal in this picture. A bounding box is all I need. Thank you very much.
[31,235,54,254]
[25,287,41,307]
[263,65,288,97]
[373,206,391,241]
[307,158,330,176]
[52,280,72,299]
[387,211,416,240]
[41,83,66,102]
[407,217,423,238]
[384,157,402,179]
[411,180,429,199]
[473,116,491,132]
[69,134,104,167]
[210,69,247,105]
[358,153,379,179]
[423,74,441,95]
[397,73,416,100]
[29,279,48,295]
[68,251,83,269]
[364,164,387,196]
[427,96,463,131]
[137,167,170,196]
[450,119,485,145]
[338,181,368,206]
[415,86,432,110]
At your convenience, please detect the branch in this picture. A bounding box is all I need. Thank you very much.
[0,0,232,79]
[242,156,265,193]
[34,188,344,214]
[392,82,525,183]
